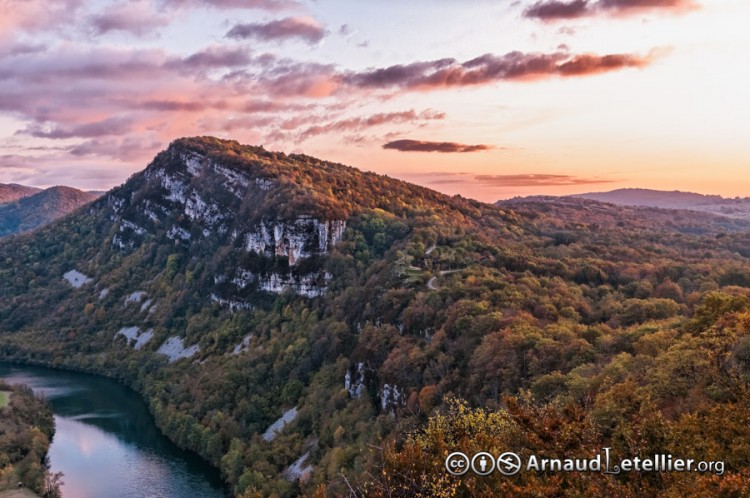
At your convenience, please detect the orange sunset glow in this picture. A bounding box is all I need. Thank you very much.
[0,0,748,201]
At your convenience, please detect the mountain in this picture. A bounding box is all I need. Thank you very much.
[0,186,100,237]
[572,188,750,220]
[500,195,750,234]
[1,137,750,497]
[0,183,40,204]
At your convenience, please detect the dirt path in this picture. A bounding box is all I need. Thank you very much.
[427,276,438,290]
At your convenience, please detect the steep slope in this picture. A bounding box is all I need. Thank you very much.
[2,138,750,496]
[0,137,519,495]
[0,186,99,237]
[0,183,40,205]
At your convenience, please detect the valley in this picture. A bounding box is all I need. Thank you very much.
[1,137,750,496]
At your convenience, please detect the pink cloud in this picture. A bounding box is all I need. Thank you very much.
[0,0,84,39]
[340,50,650,91]
[89,1,171,36]
[298,110,445,141]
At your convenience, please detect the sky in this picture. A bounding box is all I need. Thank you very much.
[0,0,747,202]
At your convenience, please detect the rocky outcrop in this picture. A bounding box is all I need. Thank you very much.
[243,217,346,266]
[157,336,200,363]
[259,272,331,298]
[345,362,366,399]
[108,144,347,300]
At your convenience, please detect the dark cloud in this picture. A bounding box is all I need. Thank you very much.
[0,43,47,58]
[159,0,298,11]
[137,100,217,112]
[299,110,444,141]
[177,46,253,69]
[474,174,616,186]
[255,61,338,97]
[343,50,649,91]
[524,0,695,20]
[525,0,589,20]
[226,17,326,44]
[383,140,493,153]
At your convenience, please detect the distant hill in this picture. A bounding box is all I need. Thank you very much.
[0,183,41,204]
[572,188,750,219]
[0,186,99,237]
[499,195,750,234]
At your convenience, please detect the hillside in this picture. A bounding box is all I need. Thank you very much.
[0,381,57,496]
[1,138,750,496]
[0,184,40,205]
[0,186,100,237]
[573,188,750,220]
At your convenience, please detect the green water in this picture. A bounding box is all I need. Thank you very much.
[0,362,226,498]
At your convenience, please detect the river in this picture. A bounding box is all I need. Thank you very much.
[0,362,226,498]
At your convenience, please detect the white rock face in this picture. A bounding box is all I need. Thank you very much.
[243,218,346,266]
[99,288,110,300]
[284,452,313,482]
[167,226,191,241]
[210,294,252,311]
[212,163,250,197]
[232,335,252,355]
[124,291,146,305]
[231,270,256,289]
[182,152,204,176]
[184,191,226,231]
[160,173,189,204]
[120,219,146,235]
[140,299,153,313]
[262,407,298,442]
[259,272,329,298]
[255,178,273,190]
[63,270,92,288]
[380,384,403,411]
[118,326,139,341]
[109,195,125,214]
[157,336,200,363]
[134,329,154,350]
[118,327,153,350]
[345,362,365,399]
[112,234,131,249]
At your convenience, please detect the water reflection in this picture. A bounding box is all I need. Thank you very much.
[0,363,225,498]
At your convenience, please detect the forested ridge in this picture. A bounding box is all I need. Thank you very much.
[0,186,99,238]
[1,137,749,496]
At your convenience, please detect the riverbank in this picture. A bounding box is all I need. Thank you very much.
[0,381,57,497]
[0,362,226,498]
